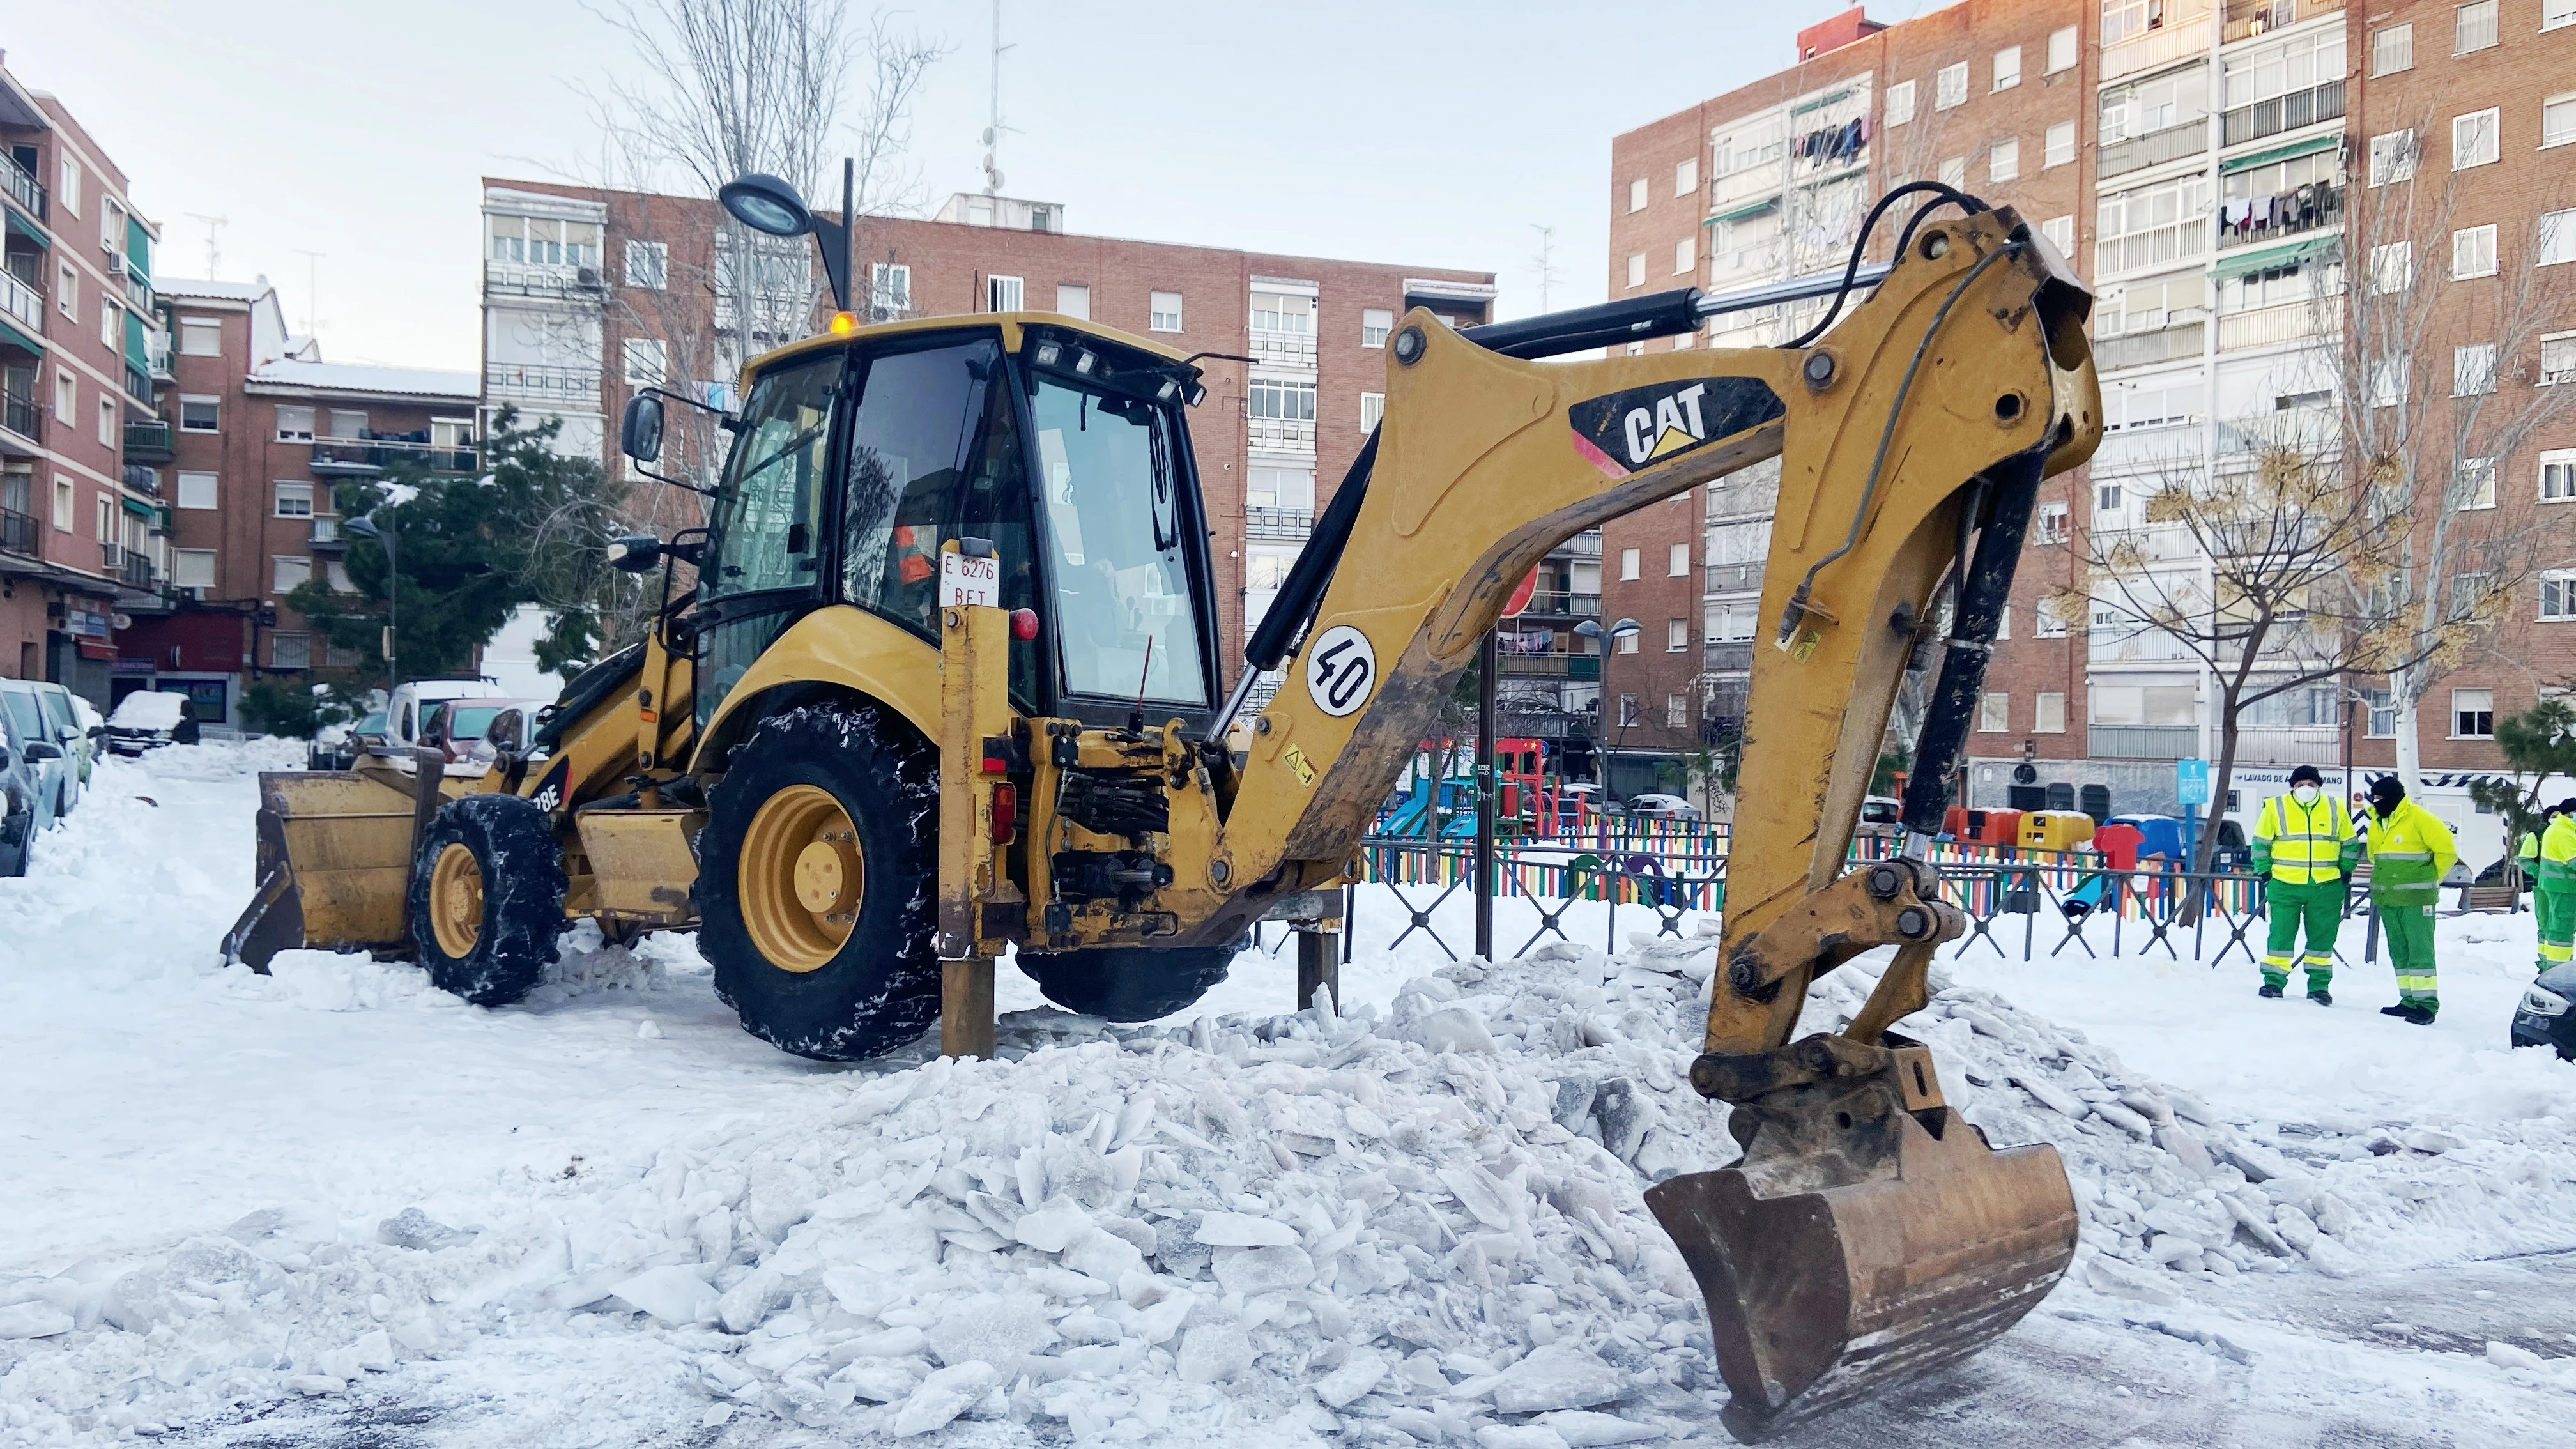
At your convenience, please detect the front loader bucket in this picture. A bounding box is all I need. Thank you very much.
[222,756,447,970]
[1646,1043,2078,1441]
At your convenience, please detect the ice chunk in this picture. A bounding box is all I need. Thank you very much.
[894,1361,999,1436]
[1012,1198,1095,1252]
[1176,1319,1257,1384]
[607,1264,717,1324]
[2084,1259,2181,1307]
[2152,1123,2216,1177]
[1062,1226,1145,1281]
[1314,1349,1390,1407]
[1213,1245,1317,1294]
[1537,1410,1669,1446]
[717,1266,784,1333]
[1195,1211,1300,1247]
[2487,1341,2546,1371]
[924,1292,1055,1368]
[376,1206,470,1252]
[1478,1429,1572,1449]
[1420,1006,1499,1055]
[2215,1138,2293,1183]
[1490,1343,1626,1414]
[351,1330,396,1372]
[0,1303,73,1339]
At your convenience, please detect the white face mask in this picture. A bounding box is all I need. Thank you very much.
[2292,785,2320,805]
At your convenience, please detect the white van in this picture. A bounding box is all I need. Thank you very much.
[385,678,504,755]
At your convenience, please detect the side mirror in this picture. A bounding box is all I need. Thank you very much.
[606,534,664,574]
[620,393,665,463]
[24,742,62,762]
[87,724,105,739]
[488,710,526,755]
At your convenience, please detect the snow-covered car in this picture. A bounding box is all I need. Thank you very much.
[104,691,201,755]
[0,704,61,875]
[2511,963,2576,1062]
[0,680,75,825]
[69,694,104,785]
[1624,792,1701,821]
[307,710,389,772]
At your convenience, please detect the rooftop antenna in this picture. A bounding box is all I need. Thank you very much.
[291,249,326,341]
[1529,224,1560,312]
[185,213,227,279]
[980,0,1015,195]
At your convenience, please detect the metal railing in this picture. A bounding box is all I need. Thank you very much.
[2220,80,2345,147]
[485,362,601,402]
[122,420,173,459]
[2088,724,2200,758]
[2099,123,2209,181]
[2103,23,2207,81]
[1248,330,1317,369]
[1517,590,1600,617]
[1245,504,1313,540]
[0,272,40,332]
[3,391,38,443]
[145,331,174,381]
[1247,417,1317,450]
[308,435,479,472]
[2218,296,2340,351]
[0,506,36,555]
[121,464,159,496]
[2096,320,2205,371]
[2218,182,2343,252]
[1,155,43,221]
[482,261,606,299]
[310,518,342,544]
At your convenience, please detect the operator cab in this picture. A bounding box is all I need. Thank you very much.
[626,318,1221,734]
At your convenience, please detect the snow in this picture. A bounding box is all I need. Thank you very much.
[245,357,479,402]
[103,691,185,730]
[6,743,2576,1447]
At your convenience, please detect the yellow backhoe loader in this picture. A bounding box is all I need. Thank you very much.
[224,174,2098,1438]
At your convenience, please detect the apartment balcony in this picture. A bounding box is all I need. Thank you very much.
[486,362,602,405]
[2223,0,2339,45]
[2216,405,2338,456]
[124,362,151,403]
[122,420,174,463]
[0,506,36,555]
[1,153,42,223]
[102,542,158,592]
[2090,724,2200,758]
[1248,330,1317,371]
[1517,590,1601,620]
[1560,532,1603,560]
[0,271,40,334]
[2096,319,2206,371]
[1705,560,1764,593]
[1703,641,1756,675]
[1246,417,1316,452]
[121,464,159,498]
[482,261,607,302]
[2218,182,2343,253]
[1,390,38,452]
[2100,123,2211,182]
[2217,294,2342,351]
[123,270,152,315]
[146,331,173,382]
[2220,81,2344,148]
[2103,22,2209,81]
[1245,504,1313,541]
[309,517,346,551]
[307,433,479,475]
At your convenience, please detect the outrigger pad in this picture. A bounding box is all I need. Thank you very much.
[1646,1063,2077,1440]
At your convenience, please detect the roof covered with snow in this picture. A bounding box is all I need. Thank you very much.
[155,277,273,303]
[247,358,477,402]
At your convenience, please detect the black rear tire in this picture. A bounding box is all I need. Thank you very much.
[1015,944,1236,1022]
[409,793,567,1005]
[696,703,941,1061]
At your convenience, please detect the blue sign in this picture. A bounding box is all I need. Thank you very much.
[2175,757,2211,807]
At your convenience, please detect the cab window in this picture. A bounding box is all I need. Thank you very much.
[707,353,842,600]
[1031,374,1205,705]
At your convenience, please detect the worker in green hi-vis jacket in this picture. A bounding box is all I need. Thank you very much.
[2251,764,2361,1004]
[2536,799,2576,976]
[2365,776,2458,1025]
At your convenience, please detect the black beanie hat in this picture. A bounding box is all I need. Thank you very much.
[2288,765,2323,786]
[2557,797,2576,816]
[2370,776,2405,808]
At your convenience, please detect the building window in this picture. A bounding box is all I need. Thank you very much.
[1618,693,1639,726]
[2457,457,2497,509]
[2545,93,2576,150]
[178,318,222,356]
[1617,631,1639,655]
[2047,26,2078,73]
[2454,344,2497,397]
[1996,606,2011,640]
[1979,692,2009,732]
[1247,378,1316,431]
[180,395,220,432]
[2453,224,2499,279]
[1935,62,1968,111]
[1938,156,1966,189]
[2096,174,2211,274]
[987,274,1023,312]
[1666,694,1687,728]
[624,240,668,289]
[2455,0,2498,53]
[1664,613,1687,648]
[2543,448,2576,500]
[2453,687,2495,739]
[175,471,218,510]
[97,396,114,447]
[2370,357,2409,408]
[2544,574,2576,621]
[1361,308,1393,348]
[273,481,314,518]
[2550,0,2576,31]
[272,555,311,594]
[275,404,316,441]
[94,494,109,542]
[1055,284,1091,320]
[1993,45,2021,91]
[2370,241,2412,294]
[1360,392,1384,434]
[2101,0,2170,46]
[2044,122,2075,169]
[56,157,79,217]
[622,337,668,386]
[1619,546,1641,581]
[2107,377,2203,431]
[2545,210,2576,266]
[1628,177,1649,213]
[1149,291,1183,331]
[2035,691,2067,733]
[50,369,74,425]
[2041,215,2076,255]
[2453,108,2500,170]
[2034,500,2070,544]
[1886,79,1916,126]
[52,475,71,531]
[2370,130,2419,187]
[56,260,75,322]
[1989,138,2020,182]
[1673,237,1694,275]
[327,410,368,441]
[487,213,601,268]
[1247,466,1314,509]
[871,263,912,319]
[101,302,120,351]
[1625,253,1646,289]
[1675,157,1698,196]
[272,632,310,670]
[2359,688,2394,737]
[171,548,216,588]
[2545,337,2576,387]
[1659,542,1685,577]
[2372,23,2414,74]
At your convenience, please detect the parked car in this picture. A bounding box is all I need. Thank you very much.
[307,710,390,772]
[0,705,64,876]
[1625,792,1701,821]
[420,698,550,774]
[1857,795,1903,838]
[105,691,201,755]
[2512,962,2576,1062]
[0,681,75,825]
[69,694,104,785]
[30,682,93,806]
[387,678,503,754]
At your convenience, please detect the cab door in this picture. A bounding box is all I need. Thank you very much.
[693,351,845,728]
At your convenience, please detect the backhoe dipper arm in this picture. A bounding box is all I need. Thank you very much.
[1185,208,2099,968]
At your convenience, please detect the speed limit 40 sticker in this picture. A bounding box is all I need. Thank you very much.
[1303,625,1376,717]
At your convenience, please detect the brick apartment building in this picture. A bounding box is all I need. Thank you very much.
[119,276,475,723]
[0,56,169,709]
[1604,0,2576,838]
[475,178,1497,697]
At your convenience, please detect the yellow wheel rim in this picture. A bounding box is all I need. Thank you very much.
[740,784,861,972]
[428,841,485,958]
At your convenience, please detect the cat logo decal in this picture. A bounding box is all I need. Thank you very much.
[1567,376,1785,479]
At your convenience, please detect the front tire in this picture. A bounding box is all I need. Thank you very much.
[1015,944,1236,1022]
[409,793,567,1004]
[696,703,940,1060]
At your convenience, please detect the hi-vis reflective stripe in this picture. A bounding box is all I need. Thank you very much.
[2376,852,2435,861]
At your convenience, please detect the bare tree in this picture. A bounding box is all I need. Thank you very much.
[2342,113,2576,791]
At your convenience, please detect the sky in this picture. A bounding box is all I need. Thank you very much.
[4,0,1931,372]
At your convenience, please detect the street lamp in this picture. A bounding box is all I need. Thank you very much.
[344,512,397,702]
[1574,617,1641,799]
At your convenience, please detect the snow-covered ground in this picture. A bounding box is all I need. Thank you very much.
[5,744,2576,1448]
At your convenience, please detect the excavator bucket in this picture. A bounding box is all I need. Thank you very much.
[222,751,449,970]
[1645,1036,2078,1441]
